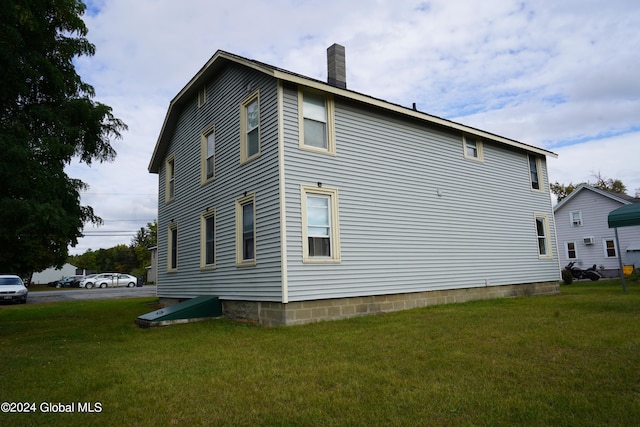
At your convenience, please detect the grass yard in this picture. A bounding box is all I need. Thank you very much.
[1,280,639,426]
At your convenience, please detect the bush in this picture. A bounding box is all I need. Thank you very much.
[562,268,573,285]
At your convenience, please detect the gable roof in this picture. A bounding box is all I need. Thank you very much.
[553,183,639,212]
[149,49,557,173]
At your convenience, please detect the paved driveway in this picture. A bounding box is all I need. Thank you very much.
[26,286,157,304]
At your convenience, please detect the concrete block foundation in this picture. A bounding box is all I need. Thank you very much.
[217,281,560,327]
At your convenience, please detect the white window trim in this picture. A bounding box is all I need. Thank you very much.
[240,90,261,164]
[534,213,552,259]
[201,124,216,184]
[165,155,176,203]
[603,238,618,258]
[570,211,583,227]
[298,87,336,155]
[528,154,544,192]
[167,222,178,272]
[565,241,578,259]
[200,209,216,270]
[463,135,484,162]
[301,185,341,263]
[235,193,257,267]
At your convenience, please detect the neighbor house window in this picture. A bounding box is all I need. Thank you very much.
[570,211,583,227]
[201,125,215,183]
[528,154,542,190]
[198,86,206,108]
[299,88,335,155]
[200,210,216,269]
[534,214,551,258]
[463,136,483,161]
[240,91,260,163]
[566,242,577,259]
[604,239,617,258]
[165,155,176,202]
[168,222,178,271]
[236,194,256,266]
[301,185,340,263]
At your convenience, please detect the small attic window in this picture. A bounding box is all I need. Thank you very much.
[198,86,207,108]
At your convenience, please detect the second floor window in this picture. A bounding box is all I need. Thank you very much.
[202,126,215,182]
[570,211,583,227]
[299,88,336,155]
[528,154,541,190]
[241,92,260,163]
[463,136,483,161]
[165,156,175,202]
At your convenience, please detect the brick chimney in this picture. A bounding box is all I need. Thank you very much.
[327,43,346,89]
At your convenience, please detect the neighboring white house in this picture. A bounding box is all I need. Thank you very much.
[554,184,640,276]
[31,263,78,285]
[148,45,561,326]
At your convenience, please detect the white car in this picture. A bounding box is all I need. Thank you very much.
[0,275,28,304]
[84,273,138,289]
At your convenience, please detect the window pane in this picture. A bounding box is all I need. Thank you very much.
[170,228,177,269]
[303,92,326,122]
[307,195,331,257]
[466,140,478,157]
[205,216,214,265]
[309,237,330,257]
[247,128,259,157]
[246,100,259,131]
[529,156,540,189]
[304,118,327,149]
[242,202,254,261]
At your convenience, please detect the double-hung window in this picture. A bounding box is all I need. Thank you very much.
[165,156,175,202]
[236,194,256,266]
[534,214,551,258]
[201,125,215,183]
[528,154,543,191]
[570,211,583,227]
[301,185,340,263]
[168,222,178,271]
[463,136,483,161]
[604,239,617,258]
[201,210,215,269]
[299,88,335,155]
[240,91,260,163]
[566,242,577,259]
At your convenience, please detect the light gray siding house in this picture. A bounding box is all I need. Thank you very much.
[554,184,640,276]
[149,45,560,326]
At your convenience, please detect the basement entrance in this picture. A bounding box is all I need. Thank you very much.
[135,296,222,328]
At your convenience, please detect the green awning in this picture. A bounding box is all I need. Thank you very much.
[608,203,640,228]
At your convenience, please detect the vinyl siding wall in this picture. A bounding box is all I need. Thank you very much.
[555,190,640,270]
[282,83,559,302]
[156,66,283,301]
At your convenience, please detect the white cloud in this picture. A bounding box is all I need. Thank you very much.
[67,0,640,254]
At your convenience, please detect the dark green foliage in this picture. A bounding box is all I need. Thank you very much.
[0,0,127,276]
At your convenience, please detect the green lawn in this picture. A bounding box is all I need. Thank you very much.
[1,280,639,426]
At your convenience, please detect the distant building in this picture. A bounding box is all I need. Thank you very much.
[554,184,640,276]
[31,263,78,285]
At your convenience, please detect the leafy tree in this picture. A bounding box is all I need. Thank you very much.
[552,172,628,203]
[0,0,127,277]
[131,221,157,276]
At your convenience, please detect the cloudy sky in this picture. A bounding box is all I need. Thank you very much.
[67,0,640,255]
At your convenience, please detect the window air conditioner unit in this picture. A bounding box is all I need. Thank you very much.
[583,236,595,245]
